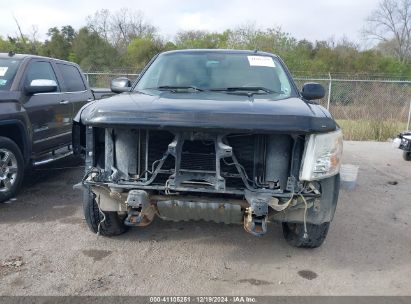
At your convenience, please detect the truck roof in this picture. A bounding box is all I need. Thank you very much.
[0,52,77,65]
[160,49,280,58]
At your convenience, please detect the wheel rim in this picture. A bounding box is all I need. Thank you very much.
[0,148,18,193]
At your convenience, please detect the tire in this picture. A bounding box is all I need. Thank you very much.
[282,222,330,248]
[0,137,24,203]
[403,151,411,161]
[83,189,128,236]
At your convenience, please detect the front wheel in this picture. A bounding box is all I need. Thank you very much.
[83,189,128,236]
[282,222,330,248]
[403,151,411,161]
[0,137,24,203]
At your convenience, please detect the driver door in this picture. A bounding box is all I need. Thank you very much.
[22,59,72,154]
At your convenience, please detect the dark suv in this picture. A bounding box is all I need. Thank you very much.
[74,49,343,248]
[0,52,107,203]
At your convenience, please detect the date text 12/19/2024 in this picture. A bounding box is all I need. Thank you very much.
[149,296,257,303]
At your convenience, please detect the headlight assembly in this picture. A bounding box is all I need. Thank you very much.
[300,129,343,181]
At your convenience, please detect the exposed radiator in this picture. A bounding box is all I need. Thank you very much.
[108,129,292,191]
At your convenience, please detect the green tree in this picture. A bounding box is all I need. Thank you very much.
[175,30,228,49]
[2,36,34,54]
[0,36,13,53]
[126,37,169,70]
[43,26,74,60]
[72,27,119,71]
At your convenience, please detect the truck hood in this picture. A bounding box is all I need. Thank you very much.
[78,91,336,133]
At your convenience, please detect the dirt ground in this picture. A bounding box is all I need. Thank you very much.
[0,141,410,296]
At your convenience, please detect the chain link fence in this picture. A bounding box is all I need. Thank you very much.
[293,76,411,140]
[84,71,411,141]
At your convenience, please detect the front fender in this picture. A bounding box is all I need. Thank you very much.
[72,120,86,156]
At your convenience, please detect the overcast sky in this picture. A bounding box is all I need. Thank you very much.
[0,0,380,45]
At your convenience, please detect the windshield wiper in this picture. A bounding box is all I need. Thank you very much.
[210,87,279,94]
[151,85,204,92]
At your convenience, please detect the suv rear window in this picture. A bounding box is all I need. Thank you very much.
[57,63,86,92]
[0,58,22,91]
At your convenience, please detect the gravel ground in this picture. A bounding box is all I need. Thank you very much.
[0,141,410,296]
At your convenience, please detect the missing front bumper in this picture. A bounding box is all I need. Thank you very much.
[88,185,321,236]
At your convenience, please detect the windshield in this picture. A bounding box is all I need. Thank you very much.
[0,58,22,91]
[135,52,295,98]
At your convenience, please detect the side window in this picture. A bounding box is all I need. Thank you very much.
[24,61,59,89]
[56,63,86,92]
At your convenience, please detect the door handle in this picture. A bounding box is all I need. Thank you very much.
[60,100,70,104]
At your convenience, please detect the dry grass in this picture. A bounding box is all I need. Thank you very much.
[337,119,406,141]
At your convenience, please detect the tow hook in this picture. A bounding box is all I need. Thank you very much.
[124,190,156,227]
[243,191,270,236]
[125,209,154,227]
[244,209,267,236]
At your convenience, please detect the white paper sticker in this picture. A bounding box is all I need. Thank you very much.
[247,56,275,67]
[0,67,8,76]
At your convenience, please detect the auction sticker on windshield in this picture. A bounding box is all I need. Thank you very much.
[247,56,275,67]
[0,67,8,76]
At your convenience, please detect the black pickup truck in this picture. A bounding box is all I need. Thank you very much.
[0,52,111,203]
[74,49,343,248]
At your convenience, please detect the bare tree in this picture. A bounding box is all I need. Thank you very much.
[110,8,156,46]
[12,14,26,43]
[87,8,157,50]
[86,9,111,43]
[364,0,411,62]
[29,25,39,43]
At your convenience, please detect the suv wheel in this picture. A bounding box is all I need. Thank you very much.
[0,137,24,203]
[282,222,330,248]
[83,189,128,236]
[403,151,411,161]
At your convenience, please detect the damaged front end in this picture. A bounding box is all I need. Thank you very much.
[76,125,342,237]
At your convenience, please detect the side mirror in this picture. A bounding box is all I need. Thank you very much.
[301,82,325,100]
[25,79,58,94]
[111,77,131,93]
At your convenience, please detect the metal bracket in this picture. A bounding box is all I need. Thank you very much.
[124,190,155,226]
[167,133,231,191]
[286,176,303,193]
[243,190,270,236]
